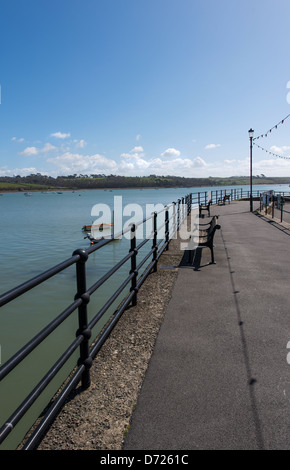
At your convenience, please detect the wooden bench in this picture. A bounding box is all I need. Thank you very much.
[218,194,230,205]
[198,215,219,236]
[188,215,221,265]
[199,200,212,217]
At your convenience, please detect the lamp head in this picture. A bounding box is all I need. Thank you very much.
[248,128,254,138]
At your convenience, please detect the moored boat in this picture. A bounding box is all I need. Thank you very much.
[82,223,113,232]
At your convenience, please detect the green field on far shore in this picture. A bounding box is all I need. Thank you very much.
[0,175,290,192]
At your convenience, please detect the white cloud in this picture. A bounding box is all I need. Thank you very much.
[21,146,39,156]
[47,152,118,174]
[42,143,57,153]
[121,152,135,159]
[119,147,208,176]
[134,158,151,170]
[0,166,38,176]
[253,157,290,171]
[131,146,144,153]
[269,145,290,155]
[121,146,145,160]
[118,154,208,177]
[121,152,143,160]
[119,161,135,171]
[204,144,221,150]
[269,145,282,154]
[76,139,87,148]
[136,134,142,141]
[160,148,181,159]
[51,131,71,139]
[11,137,24,143]
[20,143,57,156]
[193,156,207,167]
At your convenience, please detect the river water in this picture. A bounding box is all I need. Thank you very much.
[0,183,288,448]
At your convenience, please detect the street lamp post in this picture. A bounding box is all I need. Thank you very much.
[248,128,254,212]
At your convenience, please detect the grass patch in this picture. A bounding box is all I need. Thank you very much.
[0,182,62,191]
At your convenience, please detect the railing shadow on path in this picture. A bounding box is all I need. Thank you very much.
[255,212,290,238]
[220,228,265,450]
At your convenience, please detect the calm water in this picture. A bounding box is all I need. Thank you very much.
[0,183,288,448]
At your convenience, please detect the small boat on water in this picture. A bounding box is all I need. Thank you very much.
[84,233,108,245]
[82,223,113,232]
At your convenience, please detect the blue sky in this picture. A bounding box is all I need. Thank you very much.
[1,0,290,178]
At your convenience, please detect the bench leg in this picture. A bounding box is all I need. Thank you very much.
[188,248,194,264]
[210,245,216,264]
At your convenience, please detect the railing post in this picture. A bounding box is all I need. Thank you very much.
[130,223,138,306]
[73,249,92,390]
[152,212,158,272]
[181,197,184,223]
[177,199,181,230]
[165,208,169,250]
[172,202,176,237]
[281,197,284,223]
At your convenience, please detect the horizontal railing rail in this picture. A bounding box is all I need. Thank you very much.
[0,187,274,449]
[0,196,189,450]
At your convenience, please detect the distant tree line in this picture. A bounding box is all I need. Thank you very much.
[0,173,290,191]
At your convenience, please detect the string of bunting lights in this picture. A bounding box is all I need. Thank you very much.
[253,142,290,160]
[252,112,290,160]
[253,113,290,141]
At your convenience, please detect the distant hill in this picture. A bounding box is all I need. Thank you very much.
[0,174,290,191]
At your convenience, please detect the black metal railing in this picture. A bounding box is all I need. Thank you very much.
[0,187,271,449]
[259,191,290,223]
[0,195,193,450]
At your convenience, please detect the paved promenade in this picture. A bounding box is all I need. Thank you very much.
[124,200,290,450]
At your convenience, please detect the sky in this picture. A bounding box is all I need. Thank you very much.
[1,0,290,178]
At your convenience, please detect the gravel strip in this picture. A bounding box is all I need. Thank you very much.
[33,238,184,450]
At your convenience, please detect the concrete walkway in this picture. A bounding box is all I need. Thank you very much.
[124,200,290,450]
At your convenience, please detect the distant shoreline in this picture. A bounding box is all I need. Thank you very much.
[0,181,289,195]
[1,174,290,194]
